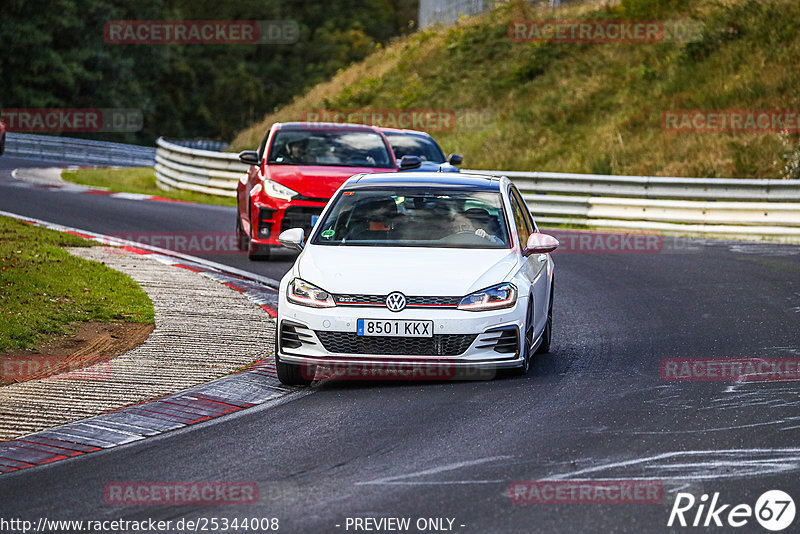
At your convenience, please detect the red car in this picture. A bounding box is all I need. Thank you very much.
[237,122,399,260]
[0,118,6,156]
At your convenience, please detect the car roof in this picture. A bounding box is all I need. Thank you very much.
[379,128,433,138]
[275,122,381,133]
[348,172,502,191]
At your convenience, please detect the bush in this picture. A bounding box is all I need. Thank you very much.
[619,0,689,18]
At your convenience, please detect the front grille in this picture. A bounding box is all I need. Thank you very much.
[281,206,324,235]
[333,294,461,307]
[315,331,477,356]
[334,294,384,305]
[294,195,329,203]
[409,296,461,306]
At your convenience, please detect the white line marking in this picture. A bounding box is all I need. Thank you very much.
[357,455,512,486]
[626,419,800,434]
[549,448,800,482]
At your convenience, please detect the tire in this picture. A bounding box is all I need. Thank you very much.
[235,218,249,251]
[0,134,5,156]
[275,352,313,386]
[536,282,554,354]
[510,301,534,376]
[248,241,271,261]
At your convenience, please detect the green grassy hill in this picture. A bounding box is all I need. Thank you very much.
[232,0,800,179]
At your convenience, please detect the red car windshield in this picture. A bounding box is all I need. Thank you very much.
[267,130,394,169]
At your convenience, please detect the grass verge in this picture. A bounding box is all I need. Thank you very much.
[62,167,236,207]
[232,0,800,179]
[0,216,155,352]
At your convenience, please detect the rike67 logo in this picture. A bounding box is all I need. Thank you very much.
[668,490,796,531]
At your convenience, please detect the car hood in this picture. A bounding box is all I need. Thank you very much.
[266,165,393,199]
[297,246,518,296]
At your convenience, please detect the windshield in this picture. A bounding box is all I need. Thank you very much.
[267,130,394,168]
[384,133,446,163]
[311,188,510,248]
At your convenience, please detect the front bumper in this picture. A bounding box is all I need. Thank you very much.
[277,300,527,370]
[251,199,326,246]
[279,354,524,369]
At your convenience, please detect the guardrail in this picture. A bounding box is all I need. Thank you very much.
[462,169,800,241]
[153,137,800,241]
[154,137,246,197]
[4,133,155,167]
[472,170,800,202]
[167,139,229,152]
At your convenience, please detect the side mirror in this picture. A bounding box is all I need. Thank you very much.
[399,155,422,170]
[448,153,463,166]
[523,233,559,256]
[238,150,260,165]
[278,228,305,251]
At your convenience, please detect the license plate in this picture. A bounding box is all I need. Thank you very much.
[357,319,433,338]
[311,215,319,226]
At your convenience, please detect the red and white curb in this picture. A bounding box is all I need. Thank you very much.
[0,361,299,475]
[0,211,290,475]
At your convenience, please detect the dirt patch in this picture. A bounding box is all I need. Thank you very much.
[0,322,155,386]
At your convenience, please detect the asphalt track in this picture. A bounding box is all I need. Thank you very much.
[1,156,800,533]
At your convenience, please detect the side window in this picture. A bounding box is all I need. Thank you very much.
[509,189,532,248]
[511,186,537,233]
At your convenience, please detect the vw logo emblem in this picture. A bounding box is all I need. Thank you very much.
[385,292,406,312]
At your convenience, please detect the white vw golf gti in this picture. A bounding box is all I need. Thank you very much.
[275,172,558,385]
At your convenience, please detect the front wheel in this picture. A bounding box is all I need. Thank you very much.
[248,241,272,261]
[536,284,554,354]
[235,218,249,251]
[275,353,313,386]
[510,301,534,376]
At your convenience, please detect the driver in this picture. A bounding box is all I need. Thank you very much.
[462,208,503,243]
[286,139,311,163]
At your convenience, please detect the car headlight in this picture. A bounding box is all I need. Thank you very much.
[458,283,517,311]
[287,278,336,308]
[264,179,298,201]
